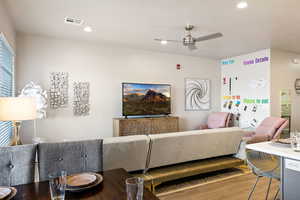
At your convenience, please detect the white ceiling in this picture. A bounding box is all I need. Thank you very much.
[4,0,295,59]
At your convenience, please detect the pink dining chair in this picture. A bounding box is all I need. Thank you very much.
[199,112,232,130]
[243,117,288,144]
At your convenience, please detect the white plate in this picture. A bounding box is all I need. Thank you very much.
[0,187,17,200]
[0,187,11,199]
[67,173,97,188]
[66,173,103,192]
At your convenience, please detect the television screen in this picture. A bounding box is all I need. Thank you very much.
[122,83,171,116]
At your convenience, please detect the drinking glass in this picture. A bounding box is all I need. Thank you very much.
[126,177,144,200]
[291,131,300,152]
[49,171,67,200]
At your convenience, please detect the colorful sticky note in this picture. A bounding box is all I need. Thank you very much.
[243,99,255,104]
[262,99,269,104]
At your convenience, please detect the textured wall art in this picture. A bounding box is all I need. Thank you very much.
[73,82,90,116]
[49,72,69,109]
[185,78,210,111]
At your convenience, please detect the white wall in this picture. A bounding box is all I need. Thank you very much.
[0,1,15,50]
[271,49,300,131]
[221,49,271,128]
[16,34,220,142]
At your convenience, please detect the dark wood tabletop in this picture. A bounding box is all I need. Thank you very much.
[13,168,159,200]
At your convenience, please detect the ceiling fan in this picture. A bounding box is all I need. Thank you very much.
[155,24,223,50]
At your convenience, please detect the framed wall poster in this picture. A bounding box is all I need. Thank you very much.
[185,78,211,111]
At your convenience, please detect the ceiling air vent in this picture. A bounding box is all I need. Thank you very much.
[64,17,84,26]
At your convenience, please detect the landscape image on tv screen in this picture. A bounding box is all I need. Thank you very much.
[122,83,171,116]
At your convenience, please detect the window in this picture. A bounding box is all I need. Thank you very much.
[0,33,14,146]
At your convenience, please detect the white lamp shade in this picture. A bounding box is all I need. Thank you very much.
[0,97,37,121]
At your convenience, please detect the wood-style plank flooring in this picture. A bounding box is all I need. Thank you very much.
[158,174,279,200]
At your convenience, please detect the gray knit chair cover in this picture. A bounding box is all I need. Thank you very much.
[38,139,103,181]
[0,144,37,186]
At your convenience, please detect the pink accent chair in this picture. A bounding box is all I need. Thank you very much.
[243,117,288,144]
[199,112,232,130]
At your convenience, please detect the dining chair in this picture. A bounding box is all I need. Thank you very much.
[38,139,103,181]
[243,117,288,144]
[246,149,280,200]
[0,144,37,186]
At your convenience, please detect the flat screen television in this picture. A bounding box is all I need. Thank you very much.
[122,83,171,116]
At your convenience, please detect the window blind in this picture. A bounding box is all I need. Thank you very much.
[0,34,13,146]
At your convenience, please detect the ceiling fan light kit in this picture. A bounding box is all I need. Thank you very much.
[155,24,223,51]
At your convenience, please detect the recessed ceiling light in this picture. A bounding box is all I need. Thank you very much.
[237,1,248,9]
[160,40,168,45]
[84,26,93,32]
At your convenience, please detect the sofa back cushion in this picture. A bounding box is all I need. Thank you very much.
[207,112,230,129]
[103,135,149,172]
[147,127,243,169]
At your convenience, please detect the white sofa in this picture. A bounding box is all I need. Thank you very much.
[103,135,150,171]
[103,127,243,172]
[147,127,243,169]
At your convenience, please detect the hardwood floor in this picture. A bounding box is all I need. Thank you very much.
[158,174,279,200]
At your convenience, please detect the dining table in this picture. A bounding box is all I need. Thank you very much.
[13,168,159,200]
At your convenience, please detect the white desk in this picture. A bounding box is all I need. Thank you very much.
[247,142,300,200]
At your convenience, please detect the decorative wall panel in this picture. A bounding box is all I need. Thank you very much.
[49,72,68,109]
[73,82,90,116]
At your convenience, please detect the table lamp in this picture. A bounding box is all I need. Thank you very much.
[0,97,37,146]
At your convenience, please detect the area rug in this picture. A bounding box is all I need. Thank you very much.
[156,165,251,197]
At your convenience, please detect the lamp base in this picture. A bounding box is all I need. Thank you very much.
[10,121,22,146]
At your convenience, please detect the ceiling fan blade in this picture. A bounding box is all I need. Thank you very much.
[188,45,197,51]
[154,38,181,43]
[195,32,223,42]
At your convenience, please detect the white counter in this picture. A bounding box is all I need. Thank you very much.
[246,141,300,161]
[246,141,300,200]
